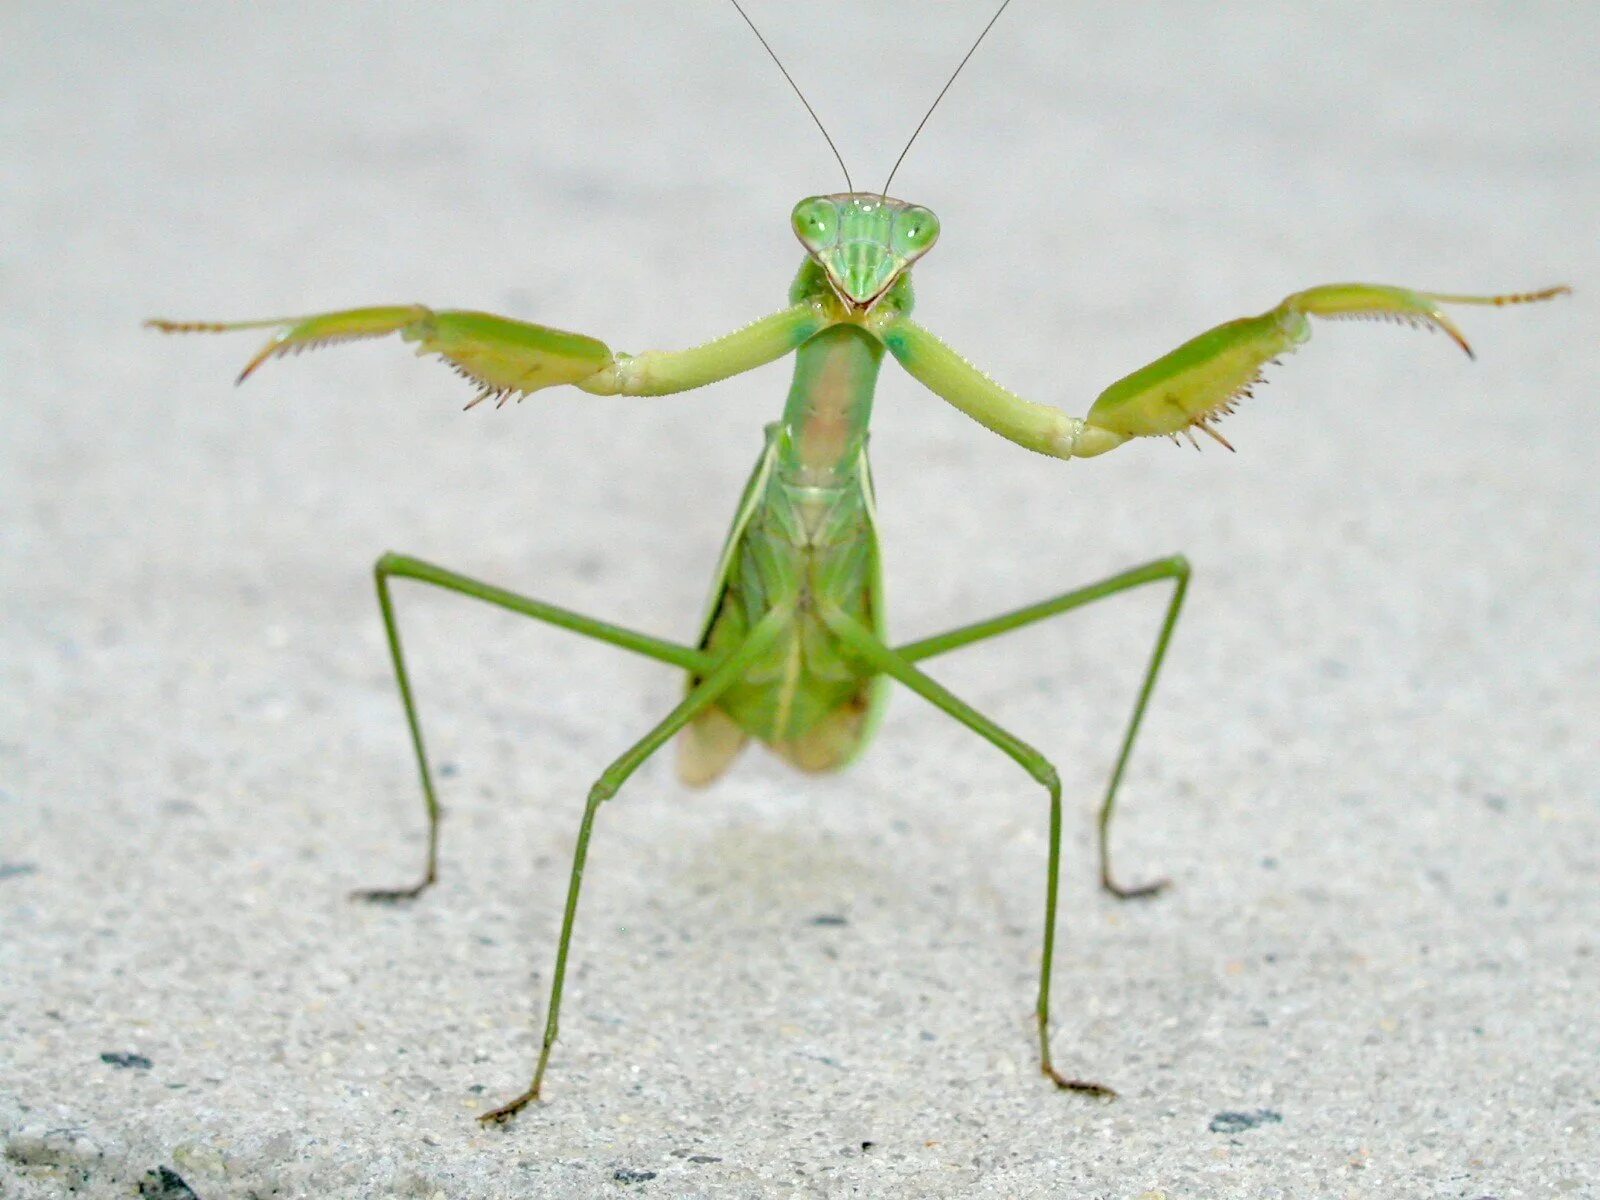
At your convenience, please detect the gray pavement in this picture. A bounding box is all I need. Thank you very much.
[2,3,1596,1197]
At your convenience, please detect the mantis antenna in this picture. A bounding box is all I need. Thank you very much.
[881,0,1014,198]
[729,0,854,193]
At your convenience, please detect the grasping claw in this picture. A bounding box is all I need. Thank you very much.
[147,306,615,407]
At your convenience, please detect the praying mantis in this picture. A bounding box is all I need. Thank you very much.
[146,2,1567,1123]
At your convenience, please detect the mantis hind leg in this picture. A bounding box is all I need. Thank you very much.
[357,552,710,902]
[481,612,783,1122]
[822,609,1113,1097]
[894,557,1191,900]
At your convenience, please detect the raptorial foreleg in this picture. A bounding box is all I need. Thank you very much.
[883,284,1568,458]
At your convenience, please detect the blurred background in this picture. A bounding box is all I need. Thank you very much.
[3,3,1596,1196]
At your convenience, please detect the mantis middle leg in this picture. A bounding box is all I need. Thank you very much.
[359,552,712,901]
[894,557,1191,899]
[824,609,1115,1097]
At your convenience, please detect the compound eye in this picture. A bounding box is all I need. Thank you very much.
[790,197,838,251]
[891,206,940,257]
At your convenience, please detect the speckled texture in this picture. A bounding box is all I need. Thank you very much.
[2,3,1596,1198]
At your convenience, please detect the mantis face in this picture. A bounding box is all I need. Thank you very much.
[791,193,940,311]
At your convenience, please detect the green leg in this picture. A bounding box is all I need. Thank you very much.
[480,612,783,1123]
[895,557,1191,900]
[824,610,1114,1098]
[356,552,713,903]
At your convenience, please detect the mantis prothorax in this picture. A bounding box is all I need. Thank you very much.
[147,0,1567,1123]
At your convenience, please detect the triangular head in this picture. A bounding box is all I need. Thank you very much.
[790,194,940,311]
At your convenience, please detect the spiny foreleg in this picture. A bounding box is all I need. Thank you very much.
[883,283,1568,459]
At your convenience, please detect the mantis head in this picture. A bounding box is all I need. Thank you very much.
[791,194,940,311]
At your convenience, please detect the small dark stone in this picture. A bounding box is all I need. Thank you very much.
[0,862,38,882]
[1208,1108,1282,1134]
[809,914,848,926]
[687,1155,720,1164]
[139,1166,200,1198]
[860,1141,876,1152]
[101,1052,153,1070]
[613,1167,657,1184]
[1483,794,1508,812]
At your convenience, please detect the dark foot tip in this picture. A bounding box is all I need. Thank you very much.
[1045,1067,1117,1099]
[349,884,430,904]
[478,1090,539,1124]
[1103,876,1171,901]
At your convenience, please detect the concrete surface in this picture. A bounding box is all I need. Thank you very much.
[2,3,1596,1197]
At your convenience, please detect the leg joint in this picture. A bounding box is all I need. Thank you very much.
[1032,761,1061,796]
[375,550,415,578]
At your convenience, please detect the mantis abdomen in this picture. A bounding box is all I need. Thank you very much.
[679,324,893,782]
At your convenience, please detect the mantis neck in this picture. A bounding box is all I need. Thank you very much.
[776,324,884,487]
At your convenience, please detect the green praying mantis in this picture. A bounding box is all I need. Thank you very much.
[148,1,1566,1123]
